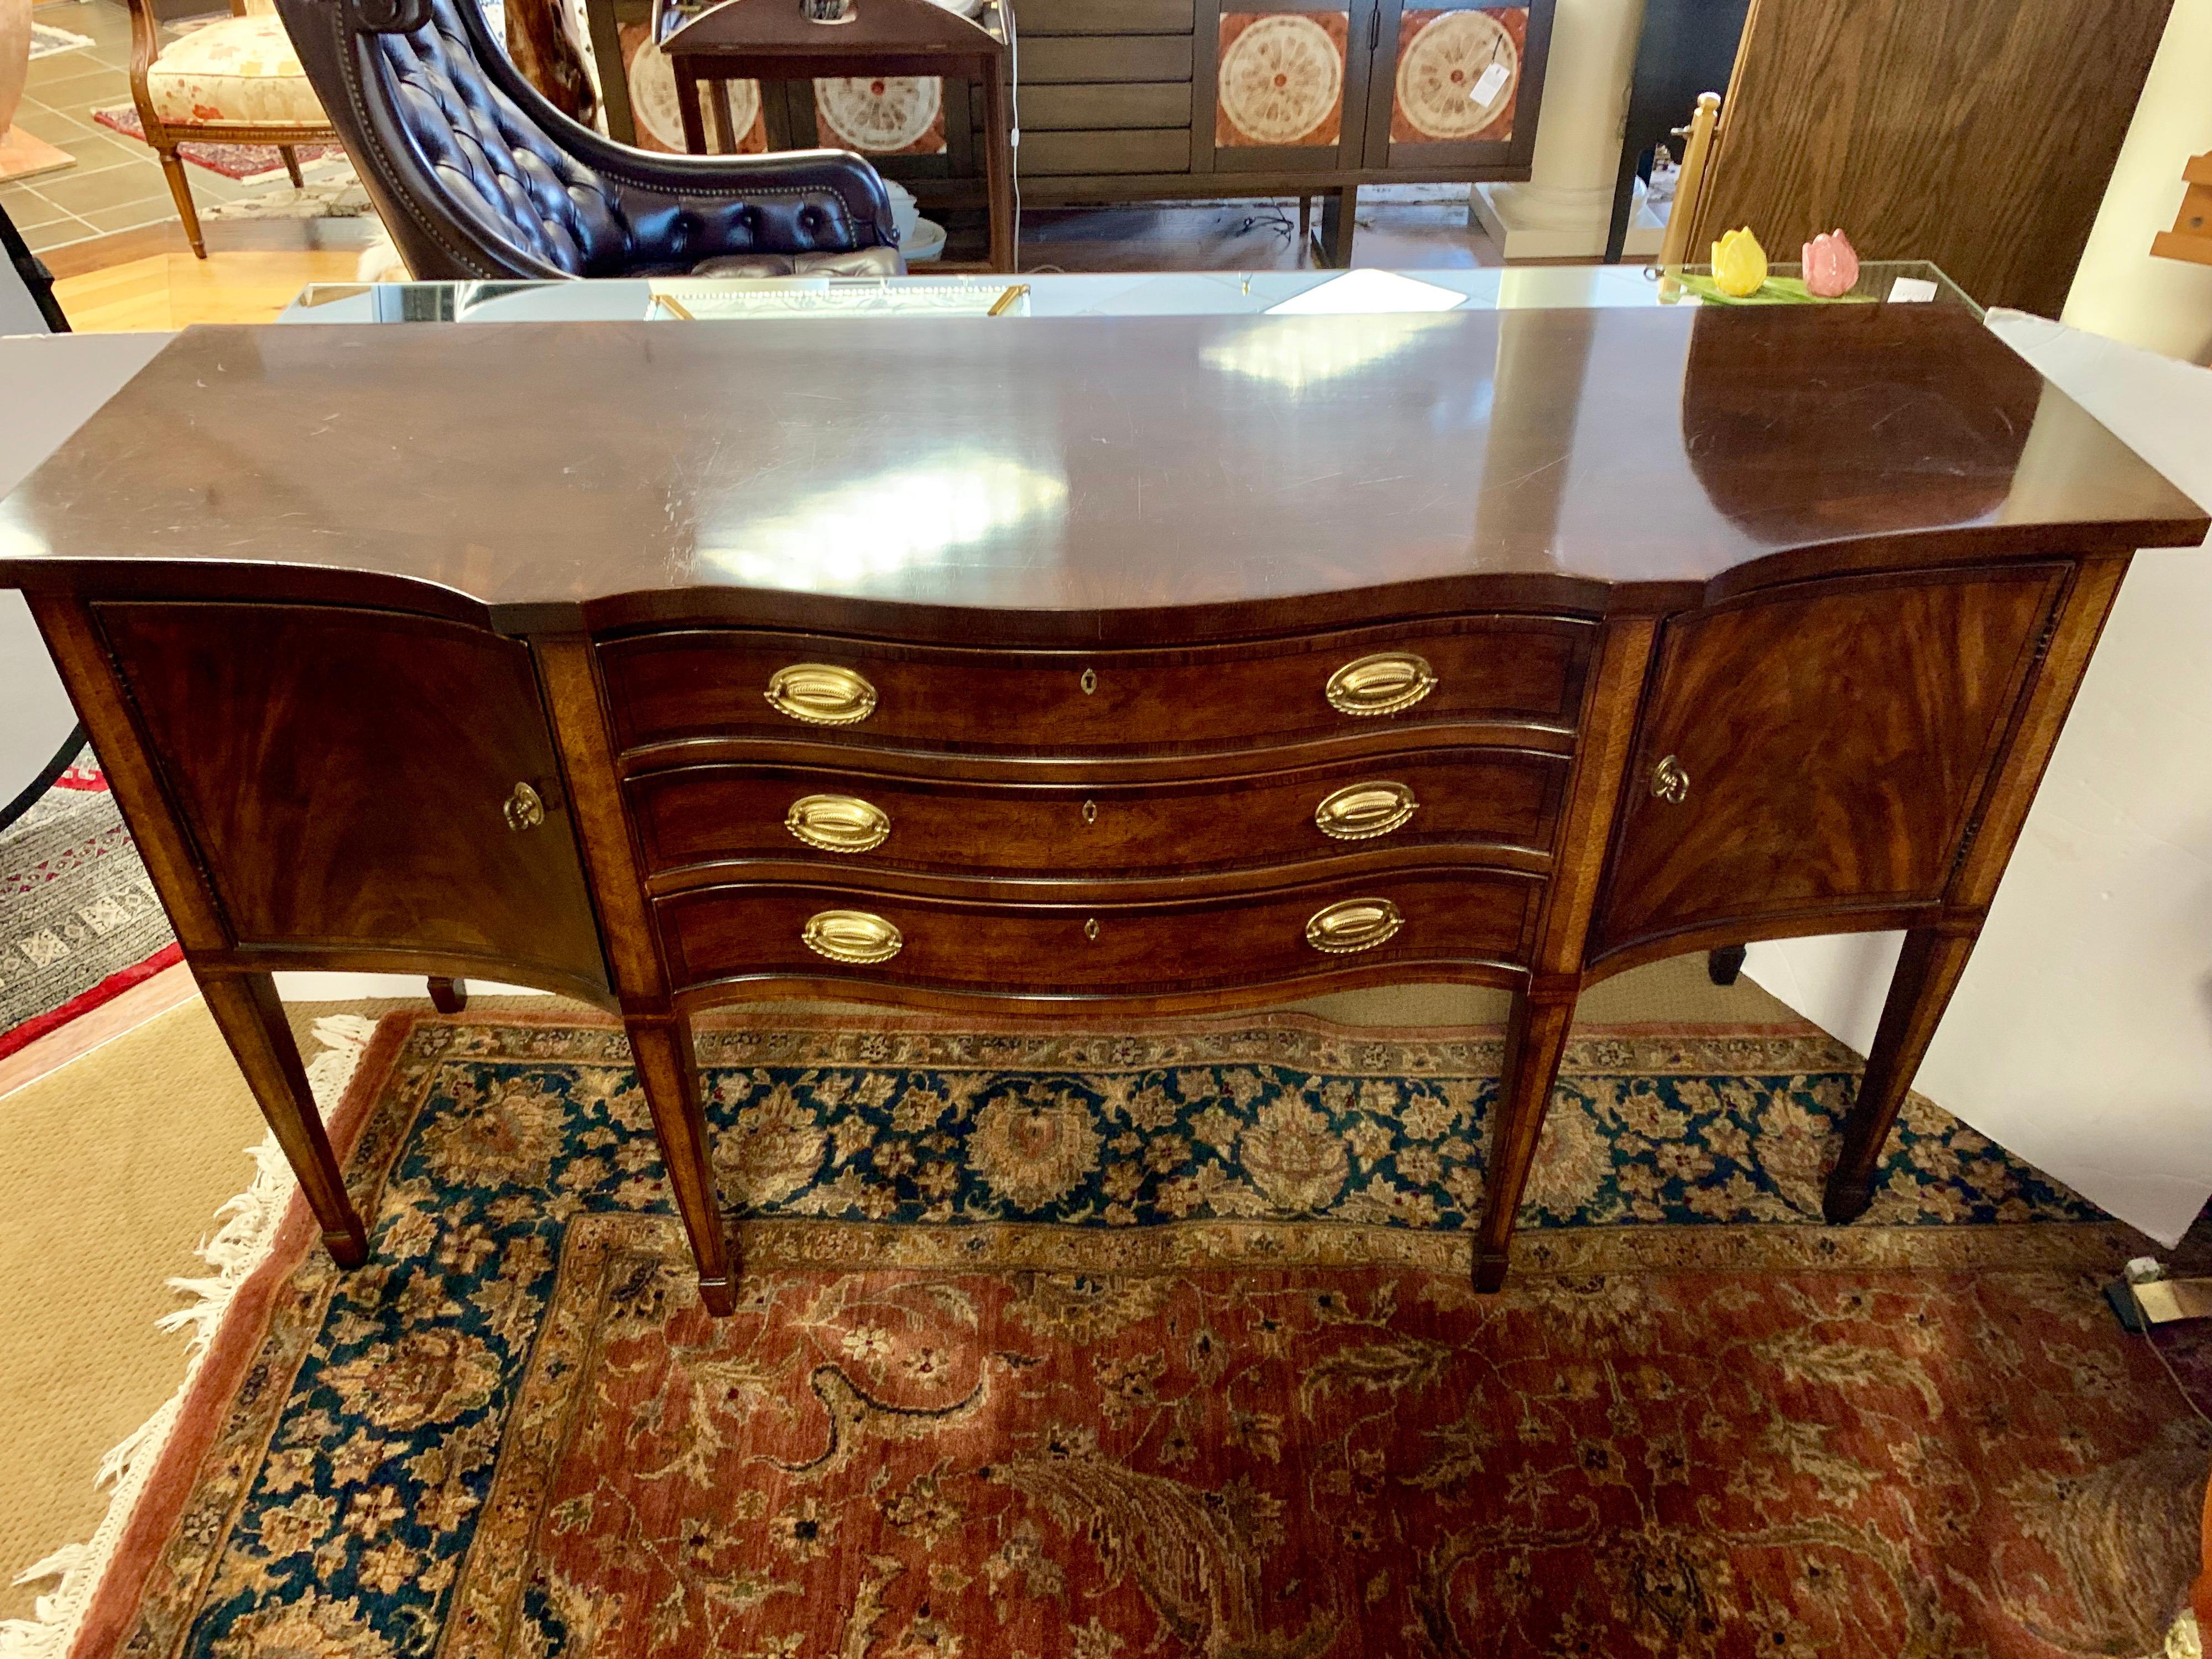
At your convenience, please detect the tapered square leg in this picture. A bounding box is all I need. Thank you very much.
[1824,925,1978,1223]
[197,969,369,1266]
[426,976,468,1013]
[1474,978,1578,1292]
[627,1012,736,1314]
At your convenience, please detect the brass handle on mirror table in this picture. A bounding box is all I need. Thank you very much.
[1305,897,1404,954]
[766,662,878,726]
[801,909,903,964]
[1314,780,1418,841]
[1650,754,1690,804]
[503,781,545,831]
[786,794,890,853]
[1325,651,1436,717]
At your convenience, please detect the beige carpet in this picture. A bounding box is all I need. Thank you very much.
[0,958,1796,1620]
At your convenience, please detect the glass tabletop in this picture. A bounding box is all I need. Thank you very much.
[282,261,1977,325]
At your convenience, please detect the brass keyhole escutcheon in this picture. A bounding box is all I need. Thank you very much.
[1084,918,1100,942]
[1650,754,1691,804]
[1079,667,1098,695]
[503,781,545,832]
[1082,800,1098,826]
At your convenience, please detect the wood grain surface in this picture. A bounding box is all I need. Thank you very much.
[2,309,2198,630]
[1695,0,2174,314]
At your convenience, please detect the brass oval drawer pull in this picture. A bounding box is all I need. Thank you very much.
[503,781,545,832]
[801,909,903,964]
[1314,781,1418,841]
[786,794,891,853]
[1650,754,1690,804]
[766,663,878,727]
[1305,897,1404,954]
[1326,651,1437,717]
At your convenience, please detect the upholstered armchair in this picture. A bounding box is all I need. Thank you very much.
[275,0,904,279]
[127,0,340,258]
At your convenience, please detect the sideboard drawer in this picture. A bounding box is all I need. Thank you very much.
[629,747,1565,883]
[598,619,1595,758]
[656,871,1538,995]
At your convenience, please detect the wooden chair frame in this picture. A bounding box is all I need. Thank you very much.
[124,0,340,257]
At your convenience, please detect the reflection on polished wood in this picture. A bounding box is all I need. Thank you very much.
[2,305,2203,1304]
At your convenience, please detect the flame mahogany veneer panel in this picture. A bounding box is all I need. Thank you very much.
[91,602,608,994]
[1591,565,2070,958]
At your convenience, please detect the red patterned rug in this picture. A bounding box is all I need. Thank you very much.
[91,106,343,181]
[0,747,181,1060]
[61,1013,2211,1658]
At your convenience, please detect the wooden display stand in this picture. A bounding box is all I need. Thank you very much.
[2151,149,2212,268]
[664,0,1015,271]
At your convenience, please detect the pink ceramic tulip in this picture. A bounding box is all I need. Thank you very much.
[1802,229,1859,299]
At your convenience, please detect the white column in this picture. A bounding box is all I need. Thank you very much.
[1471,0,1645,259]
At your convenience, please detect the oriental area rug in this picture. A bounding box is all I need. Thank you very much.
[74,1013,2210,1659]
[0,747,180,1060]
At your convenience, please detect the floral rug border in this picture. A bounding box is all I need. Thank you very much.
[73,1006,2150,1658]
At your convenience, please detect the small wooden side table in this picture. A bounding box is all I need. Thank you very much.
[662,0,1013,272]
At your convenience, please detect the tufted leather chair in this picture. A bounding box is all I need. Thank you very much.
[276,0,904,279]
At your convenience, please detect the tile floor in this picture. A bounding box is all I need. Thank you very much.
[2,0,267,255]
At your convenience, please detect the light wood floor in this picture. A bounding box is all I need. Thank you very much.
[52,249,366,331]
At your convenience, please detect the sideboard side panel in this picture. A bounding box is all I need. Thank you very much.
[1590,563,2069,959]
[92,601,609,993]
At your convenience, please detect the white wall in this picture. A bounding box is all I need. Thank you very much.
[1747,315,2212,1246]
[2061,0,2212,363]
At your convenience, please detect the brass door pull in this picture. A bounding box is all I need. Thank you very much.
[503,781,545,832]
[801,909,903,963]
[1650,754,1690,804]
[766,663,878,726]
[786,794,890,853]
[1314,781,1418,840]
[1326,651,1436,717]
[1305,897,1404,953]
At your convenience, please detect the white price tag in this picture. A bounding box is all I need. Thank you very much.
[1470,62,1510,106]
[1886,276,1939,304]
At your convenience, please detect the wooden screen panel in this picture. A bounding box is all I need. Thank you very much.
[1018,82,1194,129]
[95,602,608,992]
[1693,0,2173,314]
[1020,35,1196,81]
[1590,565,2068,958]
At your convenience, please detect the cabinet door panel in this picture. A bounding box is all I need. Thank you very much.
[1198,0,1371,171]
[1591,566,2066,957]
[96,602,608,990]
[1358,0,1548,174]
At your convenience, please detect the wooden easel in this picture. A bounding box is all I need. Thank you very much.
[2151,149,2212,268]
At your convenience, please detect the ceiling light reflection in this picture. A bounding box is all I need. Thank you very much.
[1200,315,1463,393]
[703,453,1068,588]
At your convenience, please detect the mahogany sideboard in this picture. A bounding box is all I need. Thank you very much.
[1,304,2202,1312]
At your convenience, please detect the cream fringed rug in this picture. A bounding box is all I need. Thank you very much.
[15,1008,2212,1659]
[0,1015,377,1659]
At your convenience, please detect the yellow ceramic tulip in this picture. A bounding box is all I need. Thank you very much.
[1710,227,1768,297]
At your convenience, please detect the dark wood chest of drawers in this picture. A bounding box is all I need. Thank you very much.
[3,304,2201,1307]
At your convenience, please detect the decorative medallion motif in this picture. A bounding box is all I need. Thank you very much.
[814,75,945,154]
[1394,9,1516,139]
[620,25,762,153]
[1216,12,1345,148]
